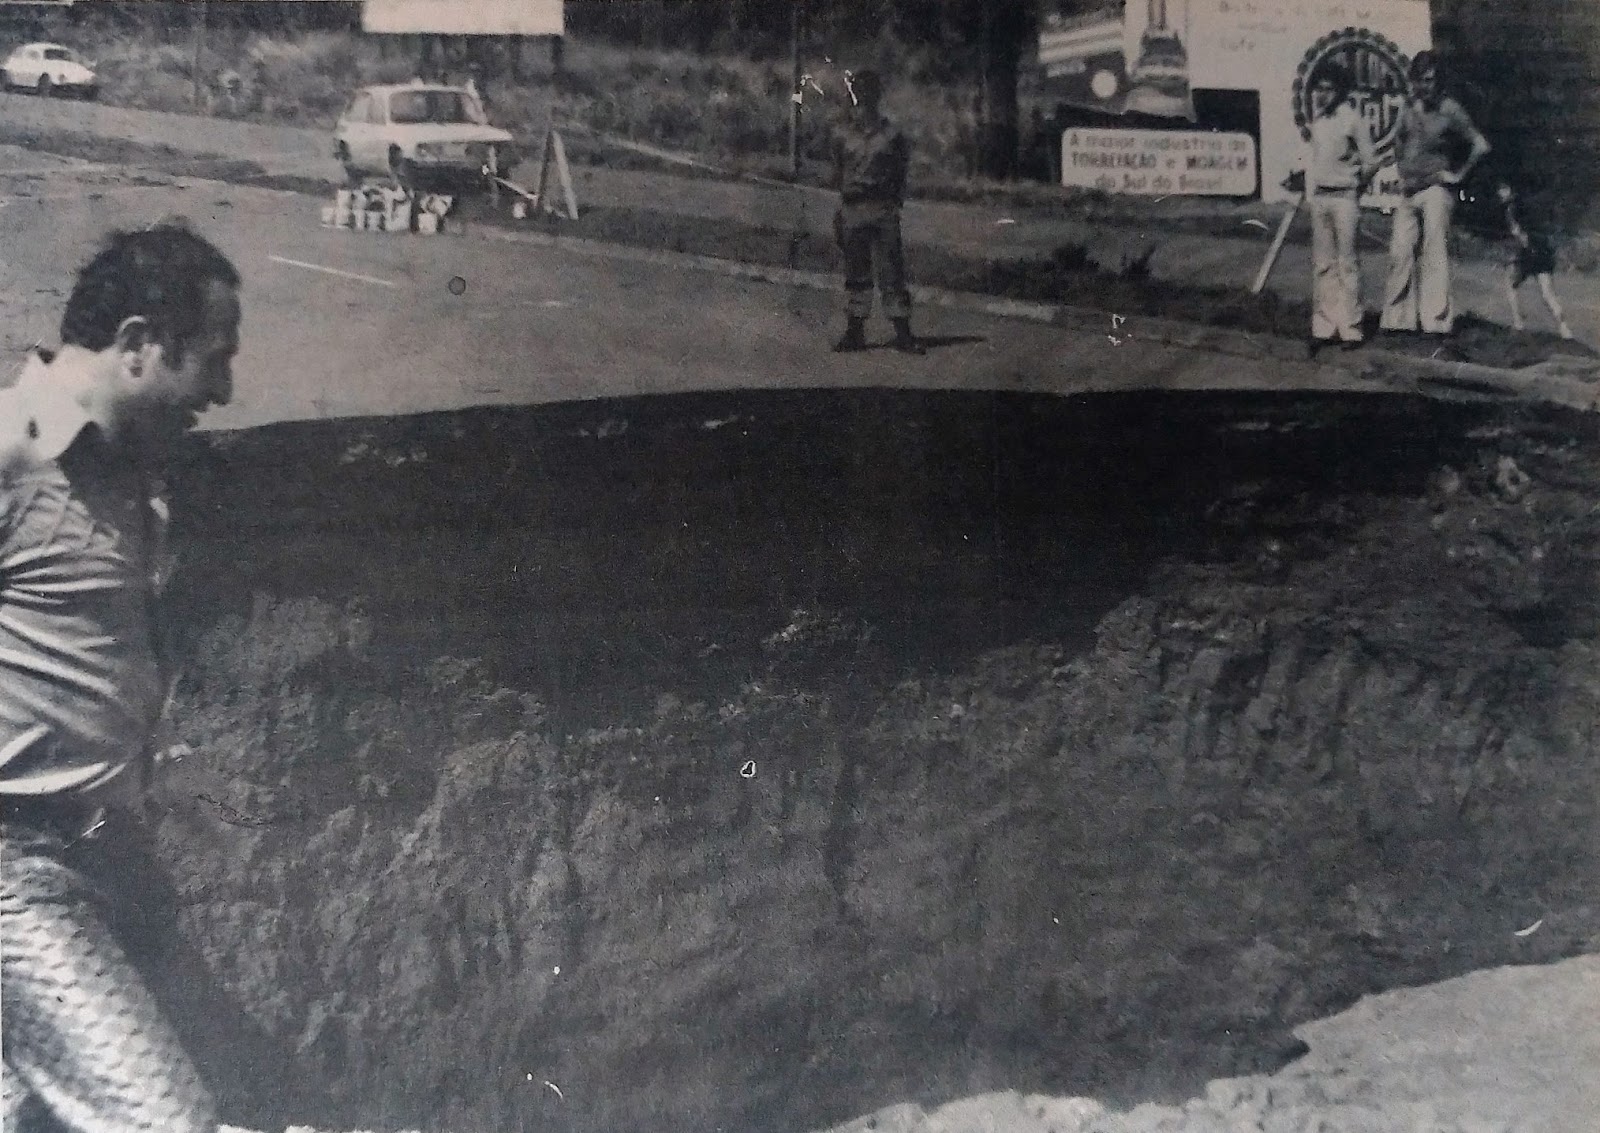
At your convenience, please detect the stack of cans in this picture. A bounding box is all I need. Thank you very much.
[321,186,440,234]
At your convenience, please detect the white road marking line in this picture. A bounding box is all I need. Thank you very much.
[1,167,88,178]
[267,254,399,289]
[2,184,180,204]
[0,160,110,177]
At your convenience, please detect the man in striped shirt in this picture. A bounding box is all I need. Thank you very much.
[2,221,240,1133]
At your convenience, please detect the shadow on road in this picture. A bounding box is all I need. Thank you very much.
[861,333,988,353]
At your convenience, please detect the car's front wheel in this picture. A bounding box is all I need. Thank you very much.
[388,146,416,191]
[486,144,519,182]
[336,142,362,187]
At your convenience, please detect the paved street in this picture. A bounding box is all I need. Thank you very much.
[0,145,1376,431]
[5,89,1595,354]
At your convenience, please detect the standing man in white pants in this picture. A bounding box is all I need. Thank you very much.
[1306,62,1379,350]
[1380,51,1491,337]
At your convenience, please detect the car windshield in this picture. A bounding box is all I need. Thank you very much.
[42,48,79,62]
[387,90,484,126]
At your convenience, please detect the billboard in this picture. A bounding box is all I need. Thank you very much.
[1123,0,1195,120]
[1188,0,1430,204]
[1038,0,1433,202]
[1038,7,1128,112]
[362,0,563,35]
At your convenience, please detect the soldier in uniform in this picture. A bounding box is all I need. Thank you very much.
[1,221,240,1133]
[831,68,924,355]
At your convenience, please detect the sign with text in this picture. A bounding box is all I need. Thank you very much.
[1187,0,1430,203]
[1061,128,1257,196]
[1038,0,1432,202]
[362,0,564,36]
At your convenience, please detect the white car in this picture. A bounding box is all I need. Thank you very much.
[334,82,517,192]
[2,42,98,99]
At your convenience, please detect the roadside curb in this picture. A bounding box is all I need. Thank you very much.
[468,221,1310,366]
[467,222,1600,406]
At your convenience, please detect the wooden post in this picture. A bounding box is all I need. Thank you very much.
[531,127,579,220]
[511,34,526,83]
[1252,191,1303,294]
[550,130,578,220]
[191,0,207,110]
[534,128,552,212]
[788,0,802,179]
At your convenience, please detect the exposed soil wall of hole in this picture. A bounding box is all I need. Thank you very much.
[95,390,1600,1133]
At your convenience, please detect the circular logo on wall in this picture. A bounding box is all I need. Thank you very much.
[1292,27,1413,159]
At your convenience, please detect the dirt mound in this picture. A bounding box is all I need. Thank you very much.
[125,390,1600,1133]
[822,953,1600,1132]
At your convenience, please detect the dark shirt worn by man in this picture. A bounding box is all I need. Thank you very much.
[2,349,215,1133]
[1,350,166,805]
[1393,95,1482,195]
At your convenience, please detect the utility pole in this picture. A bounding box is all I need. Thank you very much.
[191,0,207,110]
[788,0,803,179]
[977,0,1026,180]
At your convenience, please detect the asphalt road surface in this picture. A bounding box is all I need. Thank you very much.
[5,88,1599,349]
[0,146,1374,431]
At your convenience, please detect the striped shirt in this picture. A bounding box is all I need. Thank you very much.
[0,352,166,797]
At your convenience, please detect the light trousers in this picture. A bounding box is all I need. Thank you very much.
[1381,184,1456,334]
[1310,191,1363,341]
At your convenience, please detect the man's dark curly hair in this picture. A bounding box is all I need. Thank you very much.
[60,220,240,366]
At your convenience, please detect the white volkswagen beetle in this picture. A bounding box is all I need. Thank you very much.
[1,42,98,99]
[334,82,517,192]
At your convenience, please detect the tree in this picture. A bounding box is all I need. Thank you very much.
[885,0,1034,178]
[976,0,1034,179]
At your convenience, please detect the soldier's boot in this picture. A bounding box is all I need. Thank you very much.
[891,318,925,355]
[833,317,868,353]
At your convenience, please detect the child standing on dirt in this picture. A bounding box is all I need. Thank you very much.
[1497,182,1573,339]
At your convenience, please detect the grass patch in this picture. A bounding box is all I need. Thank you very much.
[0,120,330,195]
